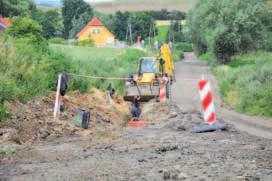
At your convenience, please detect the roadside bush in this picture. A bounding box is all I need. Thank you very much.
[173,50,184,62]
[175,42,193,52]
[188,0,272,63]
[214,52,272,116]
[77,40,94,47]
[0,36,73,121]
[49,37,67,45]
[0,75,20,120]
[7,16,44,42]
[198,53,210,61]
[179,51,185,59]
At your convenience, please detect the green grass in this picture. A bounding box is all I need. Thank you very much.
[52,44,126,62]
[0,36,73,121]
[156,26,169,42]
[51,44,148,94]
[213,51,272,117]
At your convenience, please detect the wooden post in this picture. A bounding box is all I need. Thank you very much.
[53,74,62,119]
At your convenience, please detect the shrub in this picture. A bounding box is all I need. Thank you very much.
[179,51,184,59]
[173,50,184,62]
[199,53,210,61]
[0,75,20,120]
[214,51,272,116]
[7,16,44,41]
[49,37,67,45]
[188,0,272,63]
[0,36,73,121]
[77,40,94,47]
[175,42,193,52]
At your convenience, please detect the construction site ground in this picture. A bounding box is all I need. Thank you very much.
[0,53,272,180]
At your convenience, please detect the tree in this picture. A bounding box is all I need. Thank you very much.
[69,12,93,38]
[168,20,184,43]
[112,11,130,41]
[6,16,44,43]
[131,12,154,41]
[36,10,63,39]
[112,11,155,42]
[0,0,37,17]
[188,0,272,63]
[62,0,93,38]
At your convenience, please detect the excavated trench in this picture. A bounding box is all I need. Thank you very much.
[0,89,271,180]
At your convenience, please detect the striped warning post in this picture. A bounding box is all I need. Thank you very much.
[160,83,167,101]
[198,80,216,125]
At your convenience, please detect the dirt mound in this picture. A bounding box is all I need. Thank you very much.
[0,89,130,145]
[140,100,204,130]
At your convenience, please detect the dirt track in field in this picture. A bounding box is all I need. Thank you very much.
[0,53,272,180]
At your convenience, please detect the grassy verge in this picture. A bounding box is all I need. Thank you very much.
[0,39,148,121]
[155,25,169,42]
[51,44,148,94]
[213,51,272,116]
[0,36,73,121]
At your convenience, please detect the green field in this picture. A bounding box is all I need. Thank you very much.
[155,26,169,42]
[52,45,126,62]
[93,0,197,13]
[51,44,148,93]
[37,0,197,13]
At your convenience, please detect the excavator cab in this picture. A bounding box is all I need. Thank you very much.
[123,43,174,102]
[137,57,159,84]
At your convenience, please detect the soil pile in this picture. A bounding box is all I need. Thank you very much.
[140,100,205,130]
[0,89,130,145]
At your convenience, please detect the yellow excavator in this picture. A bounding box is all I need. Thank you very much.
[124,43,175,102]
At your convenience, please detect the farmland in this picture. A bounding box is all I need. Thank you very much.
[93,0,197,13]
[51,44,148,93]
[35,0,197,13]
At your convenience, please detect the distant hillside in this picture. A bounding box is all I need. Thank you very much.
[35,0,197,13]
[34,0,61,7]
[93,0,197,13]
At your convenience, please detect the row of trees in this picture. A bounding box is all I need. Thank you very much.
[143,9,186,20]
[111,11,154,42]
[0,0,94,39]
[0,0,63,39]
[0,0,186,42]
[188,0,272,63]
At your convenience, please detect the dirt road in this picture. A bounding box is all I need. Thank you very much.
[0,53,272,180]
[173,53,272,139]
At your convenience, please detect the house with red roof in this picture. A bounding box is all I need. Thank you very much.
[76,17,115,46]
[0,17,11,32]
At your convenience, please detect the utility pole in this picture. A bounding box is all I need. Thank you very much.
[126,19,133,46]
[149,22,156,46]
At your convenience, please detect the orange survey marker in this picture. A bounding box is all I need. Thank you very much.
[159,83,167,101]
[128,119,150,128]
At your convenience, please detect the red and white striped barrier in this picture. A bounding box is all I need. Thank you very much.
[160,83,167,101]
[53,74,62,119]
[198,80,216,125]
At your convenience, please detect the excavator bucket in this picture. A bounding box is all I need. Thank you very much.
[123,84,160,102]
